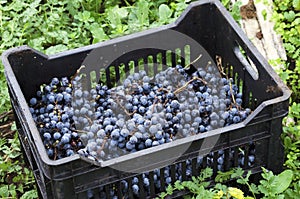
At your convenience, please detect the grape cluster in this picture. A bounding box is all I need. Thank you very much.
[78,64,251,161]
[29,77,85,159]
[28,63,252,162]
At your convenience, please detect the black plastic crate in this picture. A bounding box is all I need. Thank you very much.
[1,0,290,198]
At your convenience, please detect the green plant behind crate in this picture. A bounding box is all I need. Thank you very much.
[0,0,194,111]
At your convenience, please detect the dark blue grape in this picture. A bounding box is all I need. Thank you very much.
[233,115,241,123]
[43,132,51,141]
[47,148,54,157]
[145,139,152,148]
[132,184,139,195]
[111,129,120,140]
[152,141,159,147]
[53,132,61,140]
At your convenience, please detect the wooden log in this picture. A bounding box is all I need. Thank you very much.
[229,0,286,70]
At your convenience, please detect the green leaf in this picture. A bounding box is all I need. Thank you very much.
[284,11,296,22]
[128,0,150,32]
[159,4,172,23]
[215,170,234,183]
[283,43,296,53]
[20,190,38,199]
[284,181,300,199]
[201,167,213,179]
[258,184,269,196]
[74,11,94,22]
[293,0,300,11]
[272,170,293,194]
[276,195,285,199]
[107,6,128,30]
[174,180,184,190]
[0,185,9,197]
[231,1,242,21]
[45,44,68,55]
[89,23,109,43]
[166,184,173,195]
[279,70,292,82]
[231,168,244,179]
[134,0,149,26]
[249,183,260,194]
[284,136,292,148]
[221,0,231,8]
[237,178,247,185]
[261,9,267,20]
[117,7,129,18]
[0,0,8,4]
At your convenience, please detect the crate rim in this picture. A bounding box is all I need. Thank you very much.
[1,0,291,168]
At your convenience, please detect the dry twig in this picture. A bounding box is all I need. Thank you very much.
[184,54,202,69]
[174,77,207,95]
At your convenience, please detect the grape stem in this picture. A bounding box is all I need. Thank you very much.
[129,130,136,136]
[216,55,226,77]
[184,54,202,69]
[151,96,162,113]
[111,92,136,116]
[97,136,108,153]
[156,88,173,106]
[70,65,85,82]
[53,147,58,160]
[229,81,236,104]
[85,115,93,125]
[157,87,170,93]
[216,55,238,107]
[73,129,90,134]
[174,77,207,95]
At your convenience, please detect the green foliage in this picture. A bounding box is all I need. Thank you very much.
[272,10,300,191]
[269,58,300,102]
[284,180,300,199]
[258,168,293,198]
[293,0,300,11]
[272,3,300,196]
[221,0,243,22]
[282,102,300,182]
[0,67,10,113]
[160,167,294,199]
[0,0,194,112]
[273,0,300,60]
[159,168,219,199]
[0,133,37,198]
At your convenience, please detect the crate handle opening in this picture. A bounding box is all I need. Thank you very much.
[233,46,259,80]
